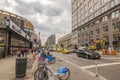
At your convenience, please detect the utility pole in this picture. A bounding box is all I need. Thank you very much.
[38,31,41,47]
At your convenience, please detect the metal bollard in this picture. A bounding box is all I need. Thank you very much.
[95,60,99,77]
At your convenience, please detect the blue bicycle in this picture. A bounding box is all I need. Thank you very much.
[34,60,70,80]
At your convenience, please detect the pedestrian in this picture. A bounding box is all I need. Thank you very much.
[17,49,21,57]
[108,46,112,55]
[32,48,36,60]
[21,49,25,57]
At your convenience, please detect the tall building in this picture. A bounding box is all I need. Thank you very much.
[72,0,120,50]
[47,34,56,48]
[58,33,72,48]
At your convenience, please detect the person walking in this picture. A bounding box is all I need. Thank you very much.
[21,49,25,57]
[17,49,21,57]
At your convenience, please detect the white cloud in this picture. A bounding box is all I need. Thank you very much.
[1,0,71,45]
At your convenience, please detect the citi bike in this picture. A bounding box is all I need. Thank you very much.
[34,59,70,80]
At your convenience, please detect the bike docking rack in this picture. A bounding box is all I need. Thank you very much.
[34,57,70,80]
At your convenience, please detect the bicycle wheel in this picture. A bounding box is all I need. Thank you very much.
[58,68,70,80]
[34,67,43,80]
[34,66,49,80]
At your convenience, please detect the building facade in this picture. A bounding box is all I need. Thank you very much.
[0,10,34,58]
[58,33,72,48]
[47,34,56,48]
[72,0,120,51]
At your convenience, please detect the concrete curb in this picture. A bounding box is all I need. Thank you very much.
[27,54,39,80]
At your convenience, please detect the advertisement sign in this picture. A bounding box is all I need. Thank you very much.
[9,20,30,40]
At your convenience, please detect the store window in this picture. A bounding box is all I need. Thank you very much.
[0,32,6,46]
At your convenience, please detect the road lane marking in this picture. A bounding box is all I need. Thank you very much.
[81,62,120,69]
[102,57,120,60]
[63,59,107,80]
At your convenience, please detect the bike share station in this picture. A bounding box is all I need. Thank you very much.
[34,53,70,80]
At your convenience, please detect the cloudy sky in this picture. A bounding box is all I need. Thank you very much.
[0,0,71,44]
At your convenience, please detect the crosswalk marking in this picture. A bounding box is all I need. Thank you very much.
[63,59,107,80]
[81,62,120,69]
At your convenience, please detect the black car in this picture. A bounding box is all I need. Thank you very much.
[76,48,101,59]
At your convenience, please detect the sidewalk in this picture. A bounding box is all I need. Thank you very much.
[0,54,39,80]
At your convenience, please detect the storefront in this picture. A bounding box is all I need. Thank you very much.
[0,29,6,58]
[0,18,32,59]
[112,41,120,52]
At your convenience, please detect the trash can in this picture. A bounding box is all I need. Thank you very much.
[16,57,27,78]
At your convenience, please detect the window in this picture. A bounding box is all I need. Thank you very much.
[88,0,92,7]
[101,0,107,4]
[89,15,93,20]
[90,31,93,35]
[111,0,119,7]
[89,8,92,14]
[95,20,100,24]
[102,16,108,21]
[81,34,84,38]
[113,35,120,41]
[116,10,119,18]
[0,32,6,45]
[112,22,120,30]
[103,26,108,32]
[102,6,107,13]
[112,12,116,18]
[113,36,117,41]
[111,10,119,19]
[94,2,99,10]
[96,29,100,34]
[103,36,109,42]
[95,11,99,17]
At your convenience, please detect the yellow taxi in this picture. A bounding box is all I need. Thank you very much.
[57,48,63,52]
[61,49,71,54]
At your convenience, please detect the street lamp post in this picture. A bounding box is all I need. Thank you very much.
[38,31,41,48]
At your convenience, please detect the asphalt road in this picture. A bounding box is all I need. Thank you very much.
[50,52,120,80]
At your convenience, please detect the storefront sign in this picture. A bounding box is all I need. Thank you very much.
[9,20,30,40]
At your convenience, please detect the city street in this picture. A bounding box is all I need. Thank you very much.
[0,52,120,80]
[50,52,120,80]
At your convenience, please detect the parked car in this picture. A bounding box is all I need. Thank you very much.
[76,48,101,59]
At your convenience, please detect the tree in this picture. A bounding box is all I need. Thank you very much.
[60,43,64,49]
